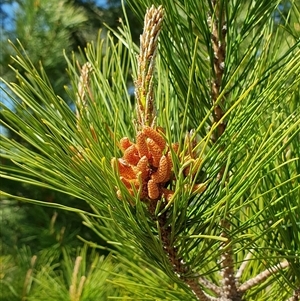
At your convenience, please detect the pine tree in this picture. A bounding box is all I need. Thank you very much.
[1,0,299,300]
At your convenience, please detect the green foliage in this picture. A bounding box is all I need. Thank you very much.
[1,0,300,300]
[0,244,130,301]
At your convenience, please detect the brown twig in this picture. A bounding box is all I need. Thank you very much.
[235,251,253,281]
[210,1,227,143]
[199,277,222,295]
[152,203,216,301]
[209,1,240,300]
[219,220,240,301]
[238,260,289,293]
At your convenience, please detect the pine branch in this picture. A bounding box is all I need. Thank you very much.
[115,7,214,298]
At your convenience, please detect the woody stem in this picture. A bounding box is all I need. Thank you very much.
[148,203,216,301]
[209,1,240,300]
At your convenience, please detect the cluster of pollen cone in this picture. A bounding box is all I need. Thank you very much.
[112,126,177,201]
[112,126,205,202]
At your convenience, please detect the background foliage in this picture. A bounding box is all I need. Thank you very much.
[1,1,137,299]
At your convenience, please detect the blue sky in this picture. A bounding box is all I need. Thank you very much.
[0,83,12,136]
[1,2,18,30]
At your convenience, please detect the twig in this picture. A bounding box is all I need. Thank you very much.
[186,278,218,301]
[219,220,240,300]
[235,251,253,280]
[208,1,240,300]
[155,205,216,301]
[210,0,227,143]
[199,277,222,295]
[238,260,289,293]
